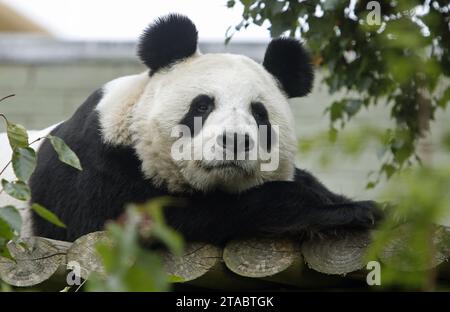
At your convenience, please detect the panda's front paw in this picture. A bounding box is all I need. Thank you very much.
[348,200,384,229]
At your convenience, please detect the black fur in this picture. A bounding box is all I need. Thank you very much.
[179,94,215,137]
[164,171,380,243]
[30,89,381,244]
[30,89,166,241]
[138,14,198,73]
[251,102,273,152]
[263,37,314,98]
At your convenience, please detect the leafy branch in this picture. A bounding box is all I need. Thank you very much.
[0,95,82,259]
[227,0,450,185]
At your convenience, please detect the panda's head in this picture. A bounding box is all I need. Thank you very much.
[99,14,314,193]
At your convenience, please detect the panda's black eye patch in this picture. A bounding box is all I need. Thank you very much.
[251,102,269,124]
[179,94,215,137]
[251,102,274,152]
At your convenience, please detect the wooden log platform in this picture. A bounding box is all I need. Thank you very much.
[1,226,450,289]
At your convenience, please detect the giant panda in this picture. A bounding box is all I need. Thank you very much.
[28,14,381,244]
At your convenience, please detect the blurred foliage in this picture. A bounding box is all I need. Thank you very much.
[86,200,184,292]
[366,163,450,290]
[301,124,450,289]
[299,125,401,187]
[227,0,450,185]
[300,123,450,289]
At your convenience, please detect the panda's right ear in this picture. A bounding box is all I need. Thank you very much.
[138,14,198,73]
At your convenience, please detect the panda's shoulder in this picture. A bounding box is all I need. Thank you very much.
[294,168,320,186]
[32,81,157,188]
[95,73,149,114]
[54,72,149,139]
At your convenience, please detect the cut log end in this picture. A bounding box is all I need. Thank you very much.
[223,238,299,278]
[301,230,372,275]
[163,243,221,282]
[0,237,66,287]
[66,231,111,280]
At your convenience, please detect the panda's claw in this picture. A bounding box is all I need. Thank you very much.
[348,200,384,229]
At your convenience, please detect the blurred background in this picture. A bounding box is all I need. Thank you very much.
[0,0,448,201]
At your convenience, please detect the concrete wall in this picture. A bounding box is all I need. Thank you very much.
[0,36,265,129]
[0,62,144,129]
[1,36,448,199]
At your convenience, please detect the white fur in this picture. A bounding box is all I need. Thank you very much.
[96,72,150,145]
[0,124,58,237]
[98,53,297,193]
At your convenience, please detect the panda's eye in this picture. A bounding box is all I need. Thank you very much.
[196,103,210,113]
[192,95,214,114]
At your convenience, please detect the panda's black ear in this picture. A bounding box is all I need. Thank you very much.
[263,37,314,98]
[138,14,198,73]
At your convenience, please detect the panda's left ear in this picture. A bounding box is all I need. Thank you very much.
[138,14,198,73]
[263,37,314,98]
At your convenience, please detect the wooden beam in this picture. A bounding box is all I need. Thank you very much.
[1,226,449,289]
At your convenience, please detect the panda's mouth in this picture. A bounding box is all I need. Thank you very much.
[198,161,253,174]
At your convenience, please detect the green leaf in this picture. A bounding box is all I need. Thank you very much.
[0,206,22,233]
[241,0,255,8]
[94,240,116,272]
[12,147,36,182]
[143,199,184,255]
[168,275,185,283]
[6,122,28,149]
[269,1,285,15]
[1,179,30,201]
[328,127,338,143]
[31,203,66,228]
[124,252,169,291]
[322,0,341,11]
[328,100,344,122]
[269,20,289,37]
[0,219,14,241]
[381,163,397,178]
[437,87,450,109]
[442,131,450,152]
[48,135,82,171]
[0,236,13,259]
[226,0,235,8]
[151,223,184,256]
[344,99,363,117]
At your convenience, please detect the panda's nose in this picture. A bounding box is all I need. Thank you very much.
[217,132,254,154]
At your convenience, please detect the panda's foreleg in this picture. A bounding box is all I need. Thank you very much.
[293,168,351,204]
[164,179,382,244]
